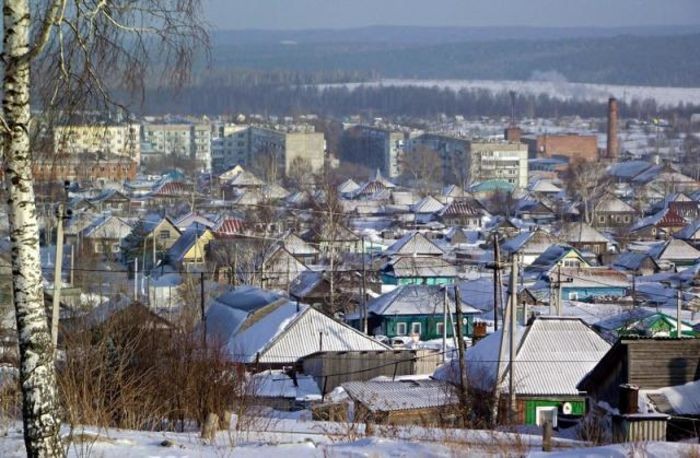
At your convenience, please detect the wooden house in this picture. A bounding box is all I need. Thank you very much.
[558,221,611,257]
[437,198,485,227]
[577,337,700,408]
[206,288,390,368]
[380,256,457,286]
[501,229,557,267]
[435,317,610,426]
[80,214,133,258]
[628,207,688,240]
[648,238,700,271]
[166,225,213,268]
[342,380,457,426]
[593,195,637,230]
[348,284,479,341]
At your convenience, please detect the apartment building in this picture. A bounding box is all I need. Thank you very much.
[212,124,325,176]
[340,125,404,178]
[468,140,529,189]
[408,133,528,188]
[54,124,141,163]
[409,133,470,186]
[141,122,213,172]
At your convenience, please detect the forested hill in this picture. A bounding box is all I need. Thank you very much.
[210,28,700,87]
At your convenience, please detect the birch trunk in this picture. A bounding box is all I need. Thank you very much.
[3,0,64,456]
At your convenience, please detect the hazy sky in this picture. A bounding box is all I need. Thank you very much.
[204,0,700,30]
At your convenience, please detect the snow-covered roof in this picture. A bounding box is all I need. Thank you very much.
[383,256,457,279]
[209,295,390,364]
[645,379,700,416]
[249,370,321,401]
[337,178,361,194]
[674,219,700,241]
[559,222,609,244]
[384,232,444,257]
[436,317,610,396]
[648,238,700,262]
[630,207,686,233]
[342,380,455,412]
[364,284,479,317]
[411,195,444,214]
[529,179,561,194]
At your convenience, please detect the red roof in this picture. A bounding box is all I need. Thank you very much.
[440,199,482,216]
[154,181,190,197]
[215,218,245,236]
[658,208,686,228]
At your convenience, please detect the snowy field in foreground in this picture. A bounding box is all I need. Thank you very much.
[1,420,698,457]
[319,79,700,107]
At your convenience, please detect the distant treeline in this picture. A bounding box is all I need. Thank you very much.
[208,33,700,87]
[142,82,698,120]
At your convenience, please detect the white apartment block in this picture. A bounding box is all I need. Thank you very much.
[141,122,213,172]
[54,124,141,163]
[468,140,529,189]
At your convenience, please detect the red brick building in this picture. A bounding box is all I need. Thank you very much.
[523,134,599,162]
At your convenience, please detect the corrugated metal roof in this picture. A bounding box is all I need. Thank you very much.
[365,284,479,317]
[411,196,444,214]
[256,305,390,364]
[384,256,457,278]
[343,380,455,412]
[510,317,610,396]
[559,222,610,244]
[384,232,444,257]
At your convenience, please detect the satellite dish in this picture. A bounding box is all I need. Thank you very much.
[562,402,573,415]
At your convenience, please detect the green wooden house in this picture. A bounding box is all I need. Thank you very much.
[380,256,458,286]
[435,317,610,426]
[347,284,480,341]
[594,310,699,340]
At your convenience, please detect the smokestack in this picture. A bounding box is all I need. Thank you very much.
[607,97,619,161]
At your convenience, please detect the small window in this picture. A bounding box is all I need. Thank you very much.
[159,230,171,240]
[623,215,631,223]
[598,215,606,223]
[411,322,422,336]
[396,322,407,336]
[436,322,445,336]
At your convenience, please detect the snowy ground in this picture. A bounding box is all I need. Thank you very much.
[320,79,700,107]
[1,419,698,457]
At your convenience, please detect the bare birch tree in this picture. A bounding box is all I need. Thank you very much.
[1,1,207,456]
[566,159,610,224]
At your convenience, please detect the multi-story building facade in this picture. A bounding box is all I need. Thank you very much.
[407,133,528,189]
[468,140,529,189]
[409,133,470,186]
[212,124,325,176]
[141,122,213,172]
[53,124,141,163]
[340,125,404,178]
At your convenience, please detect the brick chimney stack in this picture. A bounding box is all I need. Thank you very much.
[607,97,619,160]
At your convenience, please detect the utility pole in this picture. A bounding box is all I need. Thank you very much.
[361,235,368,334]
[442,285,448,363]
[509,255,518,424]
[201,271,207,347]
[493,237,501,331]
[676,285,682,339]
[51,203,65,350]
[134,257,138,301]
[557,264,562,316]
[454,285,467,408]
